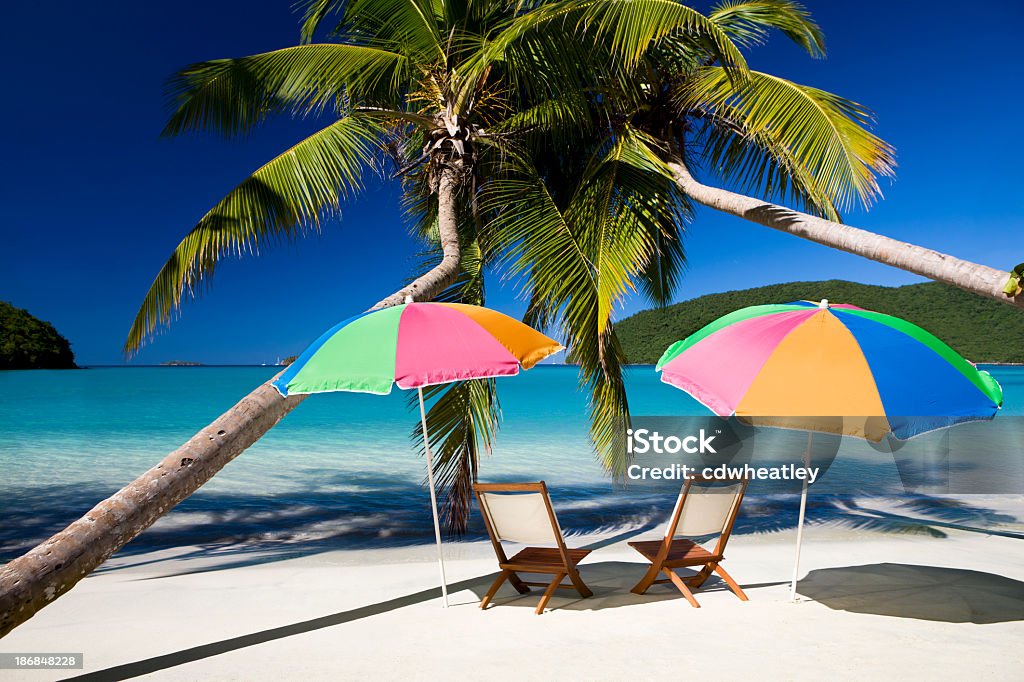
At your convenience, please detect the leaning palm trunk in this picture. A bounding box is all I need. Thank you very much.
[669,161,1022,309]
[0,165,463,638]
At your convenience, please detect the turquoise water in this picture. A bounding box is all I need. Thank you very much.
[1,366,1021,559]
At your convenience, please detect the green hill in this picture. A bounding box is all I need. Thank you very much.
[0,302,76,369]
[616,280,1024,365]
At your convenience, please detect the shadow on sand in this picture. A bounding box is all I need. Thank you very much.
[464,560,788,613]
[63,562,1024,680]
[61,557,785,682]
[797,563,1024,624]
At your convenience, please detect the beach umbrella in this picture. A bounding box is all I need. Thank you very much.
[655,299,1003,600]
[273,299,562,607]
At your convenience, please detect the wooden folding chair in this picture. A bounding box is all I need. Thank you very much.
[629,475,749,608]
[473,482,593,615]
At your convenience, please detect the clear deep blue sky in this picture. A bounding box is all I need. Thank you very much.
[2,1,1022,365]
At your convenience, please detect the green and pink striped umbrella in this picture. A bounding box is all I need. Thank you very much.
[272,300,562,608]
[273,302,561,397]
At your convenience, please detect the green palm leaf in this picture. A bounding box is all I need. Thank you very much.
[163,44,407,137]
[467,0,749,106]
[709,0,825,57]
[483,129,682,474]
[677,67,896,213]
[485,174,629,472]
[414,376,500,533]
[125,114,385,354]
[299,0,445,60]
[578,0,749,76]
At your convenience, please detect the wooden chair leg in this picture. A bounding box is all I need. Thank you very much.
[480,570,512,609]
[684,564,714,588]
[567,568,592,598]
[508,571,531,595]
[663,568,701,608]
[535,572,565,615]
[713,563,749,601]
[631,563,662,595]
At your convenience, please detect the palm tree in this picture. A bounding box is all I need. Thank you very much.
[491,0,1021,307]
[471,0,1019,483]
[2,0,1017,637]
[0,0,695,635]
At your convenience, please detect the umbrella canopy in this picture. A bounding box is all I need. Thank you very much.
[656,300,1002,441]
[655,299,1003,601]
[274,302,561,397]
[272,301,562,607]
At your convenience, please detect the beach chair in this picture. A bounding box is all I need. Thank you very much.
[474,482,593,614]
[629,475,749,608]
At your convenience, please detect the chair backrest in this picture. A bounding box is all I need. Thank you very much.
[474,482,563,546]
[665,476,748,554]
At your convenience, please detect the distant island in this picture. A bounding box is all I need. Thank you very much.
[0,301,76,369]
[161,360,204,367]
[617,280,1024,365]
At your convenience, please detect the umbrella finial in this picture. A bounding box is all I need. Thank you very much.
[818,299,829,309]
[404,294,414,304]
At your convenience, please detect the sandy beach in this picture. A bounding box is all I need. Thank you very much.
[3,517,1022,681]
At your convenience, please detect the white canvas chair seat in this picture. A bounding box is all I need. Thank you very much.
[629,475,749,608]
[670,480,746,538]
[473,482,592,614]
[477,491,560,545]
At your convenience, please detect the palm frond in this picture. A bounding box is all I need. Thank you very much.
[635,183,691,306]
[484,175,624,472]
[482,128,683,474]
[691,106,841,219]
[302,0,446,60]
[491,91,595,136]
[163,44,407,137]
[579,0,749,77]
[545,0,745,73]
[678,67,896,213]
[710,0,825,57]
[466,0,749,107]
[125,114,385,354]
[298,0,344,42]
[413,376,500,534]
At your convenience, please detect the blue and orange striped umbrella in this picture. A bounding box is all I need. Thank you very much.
[656,299,1003,600]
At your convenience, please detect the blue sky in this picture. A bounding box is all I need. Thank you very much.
[2,1,1022,365]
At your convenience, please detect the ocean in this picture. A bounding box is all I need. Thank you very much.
[1,365,1022,561]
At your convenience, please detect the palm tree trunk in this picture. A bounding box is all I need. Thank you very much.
[668,160,1023,309]
[0,164,464,639]
[371,161,463,309]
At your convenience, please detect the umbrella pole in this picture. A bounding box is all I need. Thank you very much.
[790,431,813,602]
[418,387,450,608]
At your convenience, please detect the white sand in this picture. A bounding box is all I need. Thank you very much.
[3,523,1023,681]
